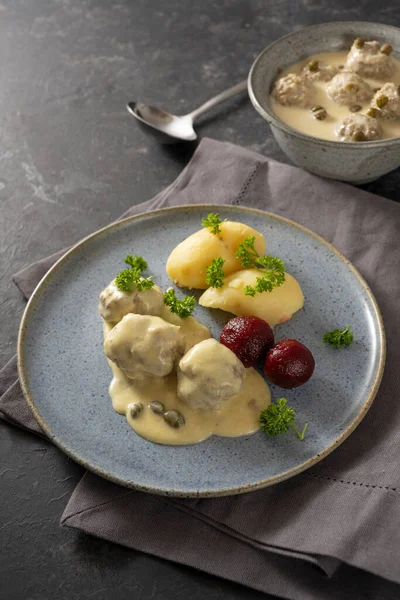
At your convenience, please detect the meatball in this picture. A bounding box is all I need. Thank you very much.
[99,279,164,323]
[104,314,185,380]
[336,114,382,142]
[177,339,245,410]
[303,59,338,82]
[370,82,400,119]
[326,71,373,106]
[345,39,395,79]
[272,73,313,107]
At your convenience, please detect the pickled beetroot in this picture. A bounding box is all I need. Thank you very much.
[220,316,274,368]
[264,339,315,389]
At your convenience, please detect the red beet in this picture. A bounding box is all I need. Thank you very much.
[264,339,315,389]
[220,316,275,368]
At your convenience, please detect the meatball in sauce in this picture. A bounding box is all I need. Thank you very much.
[345,39,395,79]
[326,71,373,106]
[104,313,185,380]
[272,73,312,107]
[336,114,382,142]
[99,279,164,323]
[177,338,245,410]
[370,82,400,119]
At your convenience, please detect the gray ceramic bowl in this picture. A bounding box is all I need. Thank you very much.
[248,21,400,184]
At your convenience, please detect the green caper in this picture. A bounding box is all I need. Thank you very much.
[349,104,362,113]
[376,95,389,108]
[354,37,365,49]
[308,59,319,72]
[353,131,367,142]
[129,402,143,419]
[345,83,359,92]
[338,64,344,70]
[311,105,327,120]
[163,410,185,428]
[149,401,165,414]
[380,44,393,56]
[314,109,327,121]
[366,107,378,118]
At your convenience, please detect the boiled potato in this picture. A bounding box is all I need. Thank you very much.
[166,222,266,289]
[199,269,304,327]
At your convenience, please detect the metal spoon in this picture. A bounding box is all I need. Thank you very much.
[127,79,248,143]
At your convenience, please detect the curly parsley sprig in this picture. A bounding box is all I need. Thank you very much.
[260,398,308,441]
[124,254,148,272]
[323,326,354,349]
[235,235,260,268]
[163,289,196,318]
[201,213,226,235]
[205,257,226,288]
[236,236,285,297]
[115,254,154,293]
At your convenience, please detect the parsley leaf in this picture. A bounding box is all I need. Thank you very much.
[135,276,154,291]
[163,289,196,318]
[236,236,286,297]
[125,254,148,272]
[115,268,138,292]
[115,254,154,293]
[260,398,308,441]
[323,326,354,349]
[235,236,259,268]
[257,255,285,272]
[205,257,226,288]
[201,213,225,235]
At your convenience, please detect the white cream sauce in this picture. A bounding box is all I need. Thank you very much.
[103,316,271,445]
[270,50,400,141]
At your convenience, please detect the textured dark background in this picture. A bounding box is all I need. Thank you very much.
[1,1,399,599]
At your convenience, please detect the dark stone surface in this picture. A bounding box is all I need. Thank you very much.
[0,1,398,598]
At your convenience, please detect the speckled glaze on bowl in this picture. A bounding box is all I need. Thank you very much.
[18,205,385,497]
[248,22,400,184]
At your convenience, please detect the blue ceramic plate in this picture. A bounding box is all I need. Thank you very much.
[18,205,385,497]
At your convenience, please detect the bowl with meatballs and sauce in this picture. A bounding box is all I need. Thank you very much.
[248,22,400,184]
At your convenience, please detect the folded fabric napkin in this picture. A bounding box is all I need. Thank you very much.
[2,138,400,600]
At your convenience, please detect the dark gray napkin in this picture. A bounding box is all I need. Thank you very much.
[2,138,400,600]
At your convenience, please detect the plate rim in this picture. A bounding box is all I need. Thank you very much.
[17,204,386,497]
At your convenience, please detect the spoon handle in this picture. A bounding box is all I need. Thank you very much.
[188,79,248,121]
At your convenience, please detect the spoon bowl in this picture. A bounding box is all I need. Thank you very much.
[127,102,197,143]
[127,80,248,143]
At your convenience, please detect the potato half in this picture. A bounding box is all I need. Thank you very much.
[166,222,266,289]
[199,268,304,327]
